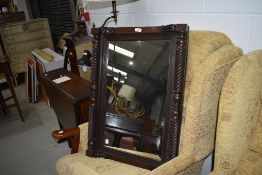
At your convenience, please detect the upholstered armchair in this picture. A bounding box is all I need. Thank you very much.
[52,31,243,175]
[209,50,262,175]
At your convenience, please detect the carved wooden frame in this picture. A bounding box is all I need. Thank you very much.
[87,24,189,169]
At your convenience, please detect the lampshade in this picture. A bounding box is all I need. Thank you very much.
[118,84,136,101]
[82,0,126,5]
[83,0,120,2]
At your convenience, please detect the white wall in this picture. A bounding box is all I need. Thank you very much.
[85,0,262,53]
[85,0,261,174]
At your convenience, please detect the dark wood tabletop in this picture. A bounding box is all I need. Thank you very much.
[41,68,91,102]
[40,68,91,129]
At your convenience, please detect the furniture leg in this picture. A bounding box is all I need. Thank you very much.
[0,90,7,115]
[112,133,122,147]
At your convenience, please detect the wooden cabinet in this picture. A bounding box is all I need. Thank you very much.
[0,18,53,75]
[0,12,26,25]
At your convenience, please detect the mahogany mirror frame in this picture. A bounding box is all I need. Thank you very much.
[87,24,189,170]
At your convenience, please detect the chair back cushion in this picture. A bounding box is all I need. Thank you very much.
[180,44,242,161]
[212,50,262,174]
[183,31,233,114]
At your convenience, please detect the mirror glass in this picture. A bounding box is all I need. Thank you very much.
[103,40,170,160]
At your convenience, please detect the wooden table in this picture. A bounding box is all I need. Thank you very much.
[40,68,90,129]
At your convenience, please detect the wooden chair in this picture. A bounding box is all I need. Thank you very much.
[0,86,7,115]
[0,56,23,121]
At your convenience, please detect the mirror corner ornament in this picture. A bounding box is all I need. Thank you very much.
[161,24,189,33]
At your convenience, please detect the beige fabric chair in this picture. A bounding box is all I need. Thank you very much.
[53,31,243,175]
[210,50,262,175]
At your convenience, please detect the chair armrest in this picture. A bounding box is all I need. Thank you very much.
[148,155,195,175]
[52,127,80,154]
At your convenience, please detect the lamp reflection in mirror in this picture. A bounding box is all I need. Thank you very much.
[107,82,145,118]
[118,84,136,101]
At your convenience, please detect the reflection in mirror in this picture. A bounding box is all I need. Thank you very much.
[103,40,170,160]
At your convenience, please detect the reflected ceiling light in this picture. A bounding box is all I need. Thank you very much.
[108,65,127,76]
[129,61,134,65]
[137,40,143,47]
[109,43,134,58]
[113,77,124,83]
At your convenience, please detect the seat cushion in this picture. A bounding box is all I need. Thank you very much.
[56,153,149,175]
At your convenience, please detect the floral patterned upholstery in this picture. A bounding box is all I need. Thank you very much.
[210,50,262,175]
[149,37,242,175]
[56,31,243,175]
[57,152,149,175]
[78,122,88,153]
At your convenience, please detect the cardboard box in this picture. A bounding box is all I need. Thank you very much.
[32,48,64,72]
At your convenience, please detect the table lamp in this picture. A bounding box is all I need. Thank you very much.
[83,0,120,27]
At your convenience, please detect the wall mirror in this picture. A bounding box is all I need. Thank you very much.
[87,24,189,169]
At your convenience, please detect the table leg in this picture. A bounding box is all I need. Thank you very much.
[112,133,122,147]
